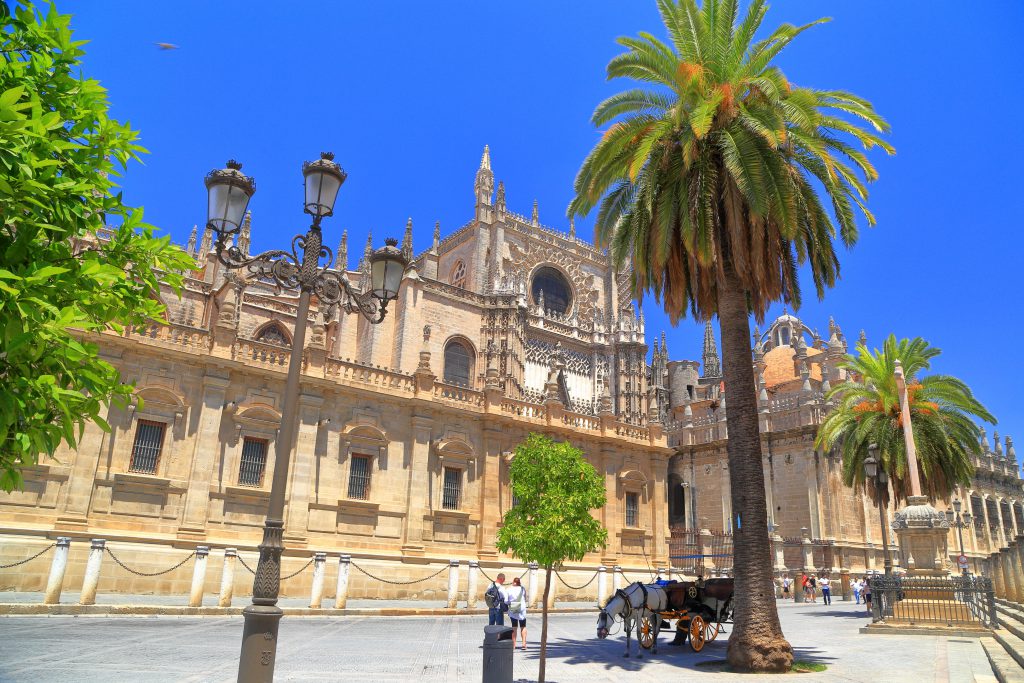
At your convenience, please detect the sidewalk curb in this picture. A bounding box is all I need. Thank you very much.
[0,603,596,618]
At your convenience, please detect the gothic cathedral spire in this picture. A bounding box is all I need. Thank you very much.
[474,145,494,221]
[702,319,721,378]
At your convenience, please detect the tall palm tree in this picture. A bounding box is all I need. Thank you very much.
[569,0,893,671]
[817,335,995,504]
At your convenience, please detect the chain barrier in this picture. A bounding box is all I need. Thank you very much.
[237,554,257,575]
[106,547,196,577]
[478,565,530,585]
[350,561,448,586]
[555,569,599,590]
[281,557,315,581]
[0,544,55,569]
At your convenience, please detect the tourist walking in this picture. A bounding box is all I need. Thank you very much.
[863,576,872,614]
[485,573,508,626]
[506,576,528,651]
[819,574,832,605]
[851,577,861,604]
[782,575,791,600]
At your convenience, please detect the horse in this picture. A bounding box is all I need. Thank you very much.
[595,581,668,658]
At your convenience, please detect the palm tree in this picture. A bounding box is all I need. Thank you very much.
[568,0,893,671]
[817,335,995,504]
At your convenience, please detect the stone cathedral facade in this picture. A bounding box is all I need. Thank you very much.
[0,148,1021,598]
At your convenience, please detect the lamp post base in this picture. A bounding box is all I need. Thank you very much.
[238,604,284,683]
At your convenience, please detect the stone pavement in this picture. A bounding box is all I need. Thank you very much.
[0,601,997,682]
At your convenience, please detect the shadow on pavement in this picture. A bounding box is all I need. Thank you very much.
[800,608,873,620]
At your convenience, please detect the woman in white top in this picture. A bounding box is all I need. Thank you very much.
[506,576,528,651]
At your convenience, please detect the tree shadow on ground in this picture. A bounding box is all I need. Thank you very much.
[800,608,873,620]
[518,636,837,673]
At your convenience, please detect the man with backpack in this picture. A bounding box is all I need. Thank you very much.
[485,573,508,626]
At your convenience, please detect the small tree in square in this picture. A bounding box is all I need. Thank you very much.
[496,433,607,683]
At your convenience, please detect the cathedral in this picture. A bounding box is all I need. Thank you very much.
[0,147,1020,600]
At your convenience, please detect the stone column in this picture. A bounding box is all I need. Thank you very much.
[991,552,1007,599]
[43,537,72,605]
[1016,535,1024,591]
[466,560,479,608]
[527,562,539,608]
[309,552,327,608]
[447,560,460,609]
[699,529,715,574]
[772,533,786,574]
[1000,546,1020,602]
[546,569,557,610]
[55,390,118,529]
[178,374,231,538]
[284,395,323,545]
[334,554,351,609]
[597,566,608,607]
[79,539,106,605]
[188,546,210,607]
[478,428,504,559]
[613,565,624,592]
[401,415,433,554]
[218,548,237,607]
[651,455,669,565]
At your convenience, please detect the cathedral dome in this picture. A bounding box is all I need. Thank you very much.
[762,344,823,388]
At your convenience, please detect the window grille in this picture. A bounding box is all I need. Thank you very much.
[347,455,371,500]
[443,342,473,386]
[238,437,268,487]
[625,492,639,528]
[129,420,166,474]
[442,467,462,510]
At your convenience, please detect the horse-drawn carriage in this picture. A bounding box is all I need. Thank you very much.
[596,577,734,656]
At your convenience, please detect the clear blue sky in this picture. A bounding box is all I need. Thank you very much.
[62,1,1024,437]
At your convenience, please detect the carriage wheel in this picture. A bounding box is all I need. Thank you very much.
[638,616,655,650]
[689,615,707,652]
[704,620,720,642]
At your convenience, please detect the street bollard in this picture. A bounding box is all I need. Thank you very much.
[447,560,460,608]
[43,537,71,605]
[309,552,327,608]
[546,569,557,610]
[467,560,479,608]
[613,565,623,592]
[79,539,106,605]
[218,548,237,607]
[527,562,539,608]
[188,546,210,607]
[482,625,513,683]
[334,554,351,609]
[597,566,608,607]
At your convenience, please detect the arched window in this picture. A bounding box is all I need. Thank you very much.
[531,266,572,315]
[449,260,467,289]
[443,340,473,386]
[255,323,290,346]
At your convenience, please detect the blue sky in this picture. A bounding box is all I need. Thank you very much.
[62,1,1024,436]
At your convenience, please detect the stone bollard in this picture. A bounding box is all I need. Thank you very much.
[546,569,557,610]
[597,566,608,607]
[309,552,327,608]
[467,560,479,608]
[613,565,624,592]
[527,562,539,608]
[188,546,210,607]
[43,537,71,605]
[218,548,237,607]
[334,554,351,609]
[79,539,106,605]
[447,560,460,609]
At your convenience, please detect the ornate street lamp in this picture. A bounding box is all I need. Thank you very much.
[864,444,893,575]
[204,154,408,682]
[946,497,973,575]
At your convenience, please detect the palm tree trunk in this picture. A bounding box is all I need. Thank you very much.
[539,565,551,683]
[718,263,793,672]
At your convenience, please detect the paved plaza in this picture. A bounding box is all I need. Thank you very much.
[0,601,998,682]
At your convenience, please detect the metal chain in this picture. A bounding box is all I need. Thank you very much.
[236,555,257,575]
[281,557,315,581]
[478,565,530,585]
[350,561,448,586]
[106,548,196,577]
[0,544,54,569]
[556,570,599,590]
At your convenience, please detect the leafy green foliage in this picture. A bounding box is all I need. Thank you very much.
[0,2,193,491]
[496,433,608,568]
[568,0,894,323]
[816,335,996,503]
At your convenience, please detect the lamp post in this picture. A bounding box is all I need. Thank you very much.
[863,444,893,575]
[204,155,408,682]
[946,497,973,575]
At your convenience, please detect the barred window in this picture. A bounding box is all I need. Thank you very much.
[625,492,639,528]
[347,455,372,500]
[129,420,166,474]
[442,467,462,510]
[443,341,473,387]
[238,437,268,487]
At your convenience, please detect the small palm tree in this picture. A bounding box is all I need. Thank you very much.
[817,335,995,504]
[569,0,892,671]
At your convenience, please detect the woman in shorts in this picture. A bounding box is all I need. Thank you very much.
[863,576,872,613]
[506,576,528,651]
